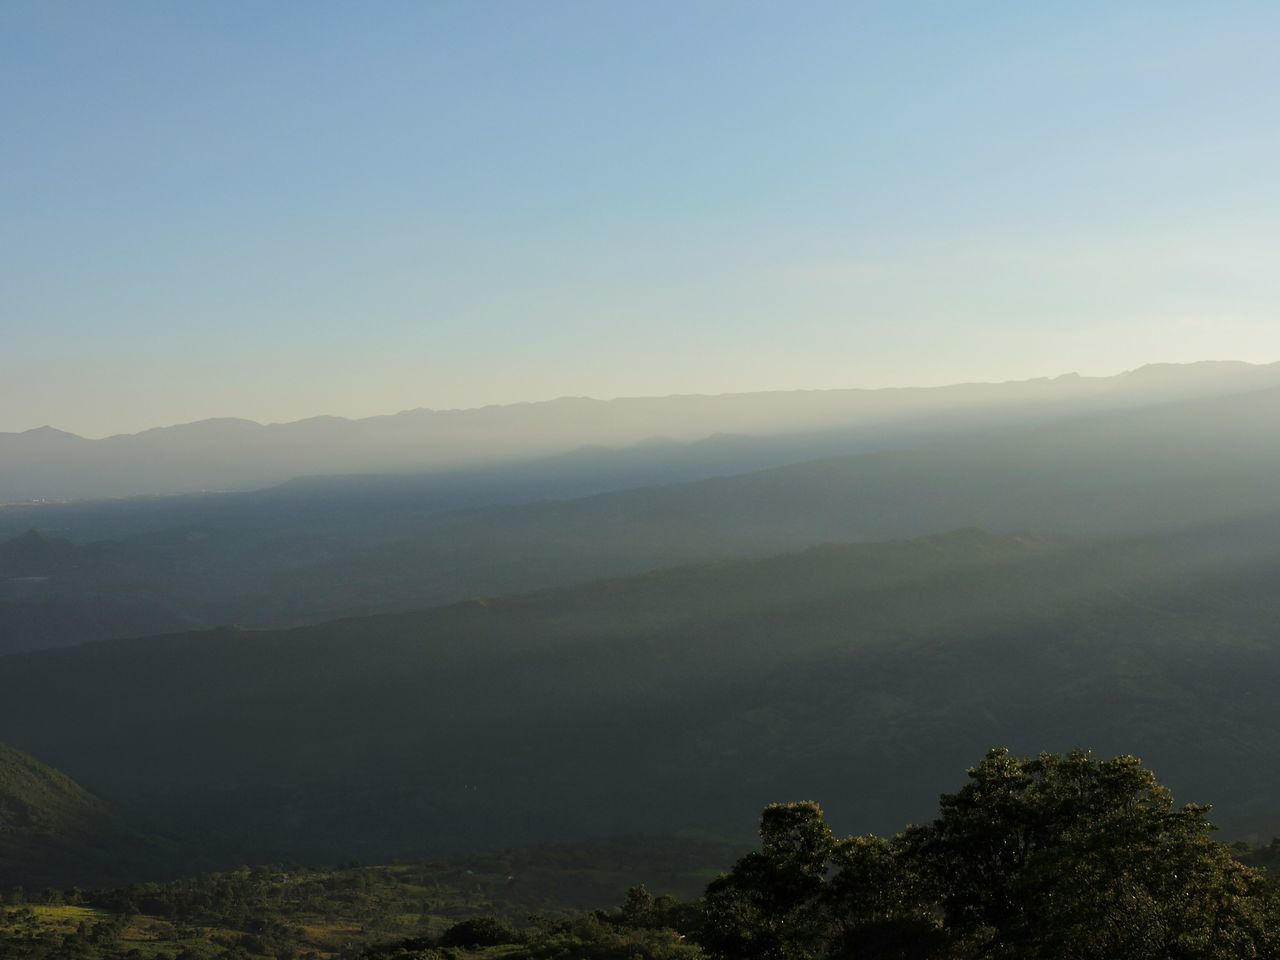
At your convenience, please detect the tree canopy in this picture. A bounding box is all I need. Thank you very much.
[703,749,1280,960]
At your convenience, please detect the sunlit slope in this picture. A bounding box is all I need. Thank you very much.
[0,742,120,886]
[1,529,1277,867]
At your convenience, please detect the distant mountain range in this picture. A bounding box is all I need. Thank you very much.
[5,360,1280,502]
[5,376,1280,653]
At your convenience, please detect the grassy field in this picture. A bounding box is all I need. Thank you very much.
[0,836,732,959]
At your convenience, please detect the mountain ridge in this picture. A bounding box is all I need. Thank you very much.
[6,361,1280,503]
[7,360,1271,442]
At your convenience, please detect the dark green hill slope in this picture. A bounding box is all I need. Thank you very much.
[0,742,133,887]
[0,743,183,888]
[0,741,107,837]
[1,529,1278,870]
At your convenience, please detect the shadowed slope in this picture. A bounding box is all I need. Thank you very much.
[1,529,1277,871]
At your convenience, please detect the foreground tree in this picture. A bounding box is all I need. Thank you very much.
[899,748,1279,959]
[703,802,941,959]
[702,801,835,959]
[704,750,1280,960]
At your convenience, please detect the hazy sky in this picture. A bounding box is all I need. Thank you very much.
[3,1,1279,437]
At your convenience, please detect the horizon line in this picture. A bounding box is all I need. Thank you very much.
[4,358,1274,442]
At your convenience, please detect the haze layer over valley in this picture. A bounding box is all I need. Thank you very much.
[5,361,1280,653]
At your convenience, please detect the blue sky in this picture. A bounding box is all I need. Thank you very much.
[3,1,1279,436]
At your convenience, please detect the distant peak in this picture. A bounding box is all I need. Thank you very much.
[1124,360,1255,378]
[19,425,82,440]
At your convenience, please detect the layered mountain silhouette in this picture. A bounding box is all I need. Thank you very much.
[4,361,1280,885]
[5,377,1280,652]
[5,361,1280,502]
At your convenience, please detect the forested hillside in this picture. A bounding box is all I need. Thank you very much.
[0,742,107,866]
[0,743,170,889]
[2,529,1279,871]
